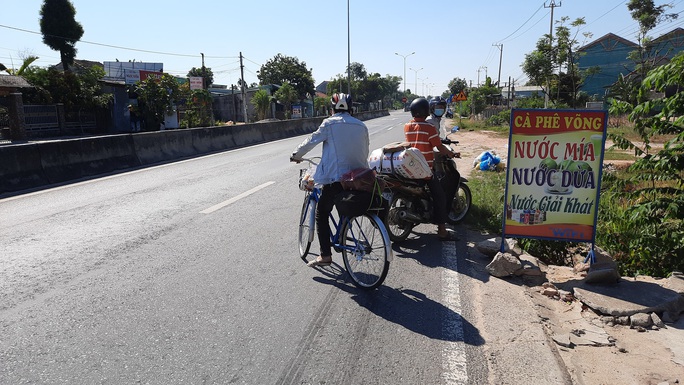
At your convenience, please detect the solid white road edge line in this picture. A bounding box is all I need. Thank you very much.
[442,238,468,384]
[200,181,275,214]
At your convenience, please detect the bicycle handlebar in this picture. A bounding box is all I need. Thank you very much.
[291,156,320,166]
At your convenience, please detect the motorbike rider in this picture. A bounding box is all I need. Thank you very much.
[290,93,370,267]
[426,96,449,138]
[404,97,456,241]
[426,96,462,211]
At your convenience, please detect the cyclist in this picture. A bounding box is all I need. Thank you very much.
[425,96,448,138]
[404,97,456,241]
[290,93,370,267]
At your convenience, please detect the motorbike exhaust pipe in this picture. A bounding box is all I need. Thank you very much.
[398,210,423,223]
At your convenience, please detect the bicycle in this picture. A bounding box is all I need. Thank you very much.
[297,158,392,289]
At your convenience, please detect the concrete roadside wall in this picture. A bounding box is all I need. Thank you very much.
[0,110,389,194]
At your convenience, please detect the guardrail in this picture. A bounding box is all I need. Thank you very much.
[0,109,389,194]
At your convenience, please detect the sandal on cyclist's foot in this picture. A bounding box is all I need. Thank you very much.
[307,255,332,267]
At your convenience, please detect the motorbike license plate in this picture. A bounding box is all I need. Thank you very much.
[382,192,393,201]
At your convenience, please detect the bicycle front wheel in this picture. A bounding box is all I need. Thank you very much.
[340,214,391,289]
[298,192,316,259]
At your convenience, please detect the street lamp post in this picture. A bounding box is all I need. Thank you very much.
[419,77,428,97]
[347,0,351,95]
[395,51,415,93]
[410,67,423,96]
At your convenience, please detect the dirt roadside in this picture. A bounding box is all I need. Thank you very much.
[443,119,684,385]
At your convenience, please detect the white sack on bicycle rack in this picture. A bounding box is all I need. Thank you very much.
[368,147,432,179]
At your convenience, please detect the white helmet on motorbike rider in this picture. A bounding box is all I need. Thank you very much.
[426,96,448,137]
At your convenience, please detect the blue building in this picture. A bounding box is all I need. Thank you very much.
[577,33,638,100]
[577,28,684,101]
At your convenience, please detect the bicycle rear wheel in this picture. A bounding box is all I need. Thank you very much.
[340,214,391,289]
[298,192,316,259]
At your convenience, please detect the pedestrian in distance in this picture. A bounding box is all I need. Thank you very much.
[128,105,141,132]
[290,93,370,267]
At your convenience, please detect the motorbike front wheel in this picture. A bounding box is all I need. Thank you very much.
[447,182,472,224]
[386,196,414,242]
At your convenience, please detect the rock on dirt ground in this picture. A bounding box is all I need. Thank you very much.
[448,120,684,385]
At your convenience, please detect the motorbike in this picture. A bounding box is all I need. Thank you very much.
[445,108,454,119]
[380,138,472,242]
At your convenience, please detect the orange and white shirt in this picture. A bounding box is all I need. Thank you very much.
[404,117,442,169]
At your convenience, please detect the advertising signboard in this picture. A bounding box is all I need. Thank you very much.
[139,70,163,82]
[189,77,204,90]
[292,105,302,119]
[502,109,608,243]
[124,69,140,85]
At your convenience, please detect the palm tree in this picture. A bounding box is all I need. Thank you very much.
[251,89,272,121]
[1,56,39,75]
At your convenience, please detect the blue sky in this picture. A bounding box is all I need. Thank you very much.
[2,0,683,96]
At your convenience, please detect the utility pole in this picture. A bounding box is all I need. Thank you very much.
[507,76,511,106]
[544,0,561,108]
[201,53,206,89]
[240,52,248,123]
[493,43,503,87]
[477,66,487,86]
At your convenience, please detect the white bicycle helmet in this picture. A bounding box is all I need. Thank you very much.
[331,93,352,112]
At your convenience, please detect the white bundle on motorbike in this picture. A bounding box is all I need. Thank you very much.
[368,146,432,179]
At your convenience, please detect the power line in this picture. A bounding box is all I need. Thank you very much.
[495,3,545,43]
[0,23,238,59]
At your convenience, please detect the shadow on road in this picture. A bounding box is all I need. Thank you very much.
[312,268,485,346]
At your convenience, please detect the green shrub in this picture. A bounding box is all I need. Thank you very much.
[465,171,506,232]
[486,109,511,127]
[464,166,601,268]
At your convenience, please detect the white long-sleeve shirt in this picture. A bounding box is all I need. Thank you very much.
[292,112,370,185]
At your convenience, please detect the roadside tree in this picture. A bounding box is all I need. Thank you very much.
[447,77,468,96]
[257,54,314,101]
[22,65,111,111]
[602,51,684,276]
[132,73,184,130]
[39,0,83,72]
[627,0,679,82]
[187,67,214,89]
[326,63,400,110]
[274,81,298,119]
[609,0,680,114]
[251,89,272,121]
[182,88,213,127]
[522,16,590,107]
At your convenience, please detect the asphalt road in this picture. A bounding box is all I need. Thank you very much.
[0,111,569,384]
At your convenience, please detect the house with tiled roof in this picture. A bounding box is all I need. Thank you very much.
[0,75,33,96]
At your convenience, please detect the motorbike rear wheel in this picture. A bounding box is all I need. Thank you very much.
[447,182,472,224]
[386,196,414,242]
